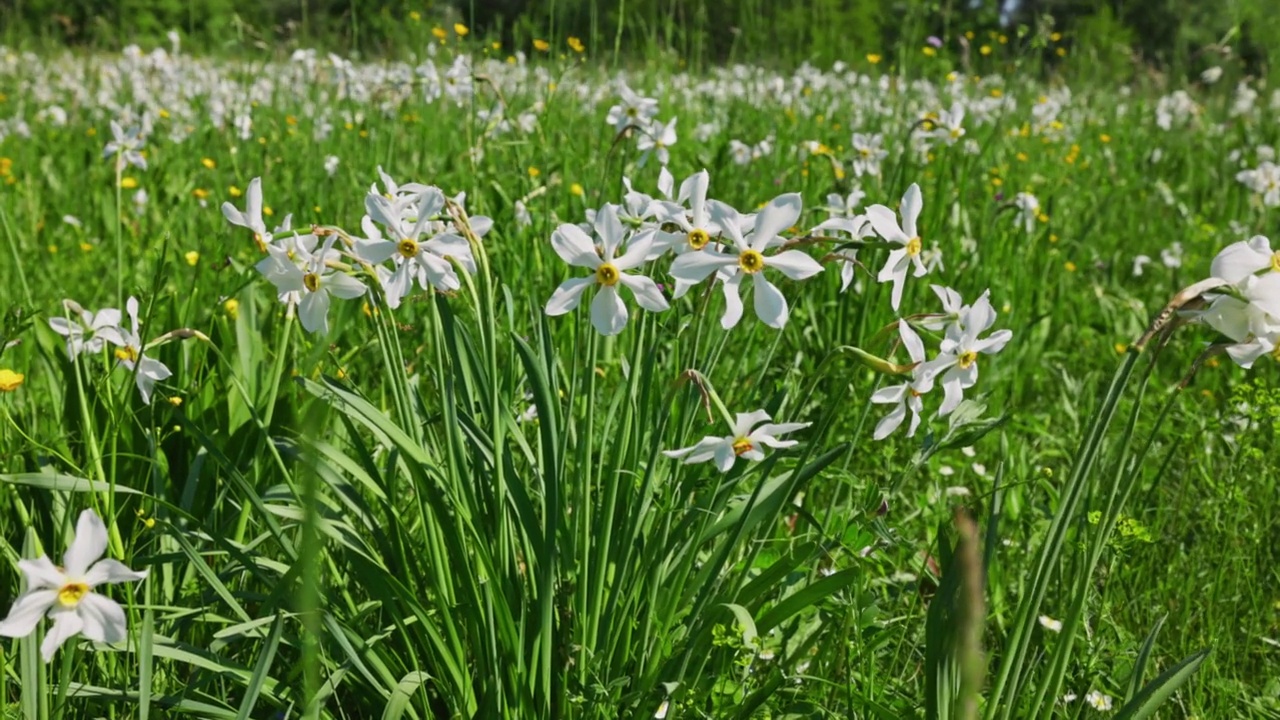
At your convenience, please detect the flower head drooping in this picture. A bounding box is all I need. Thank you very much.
[48,301,122,359]
[99,297,172,405]
[663,410,810,473]
[544,204,669,336]
[0,509,147,662]
[668,193,823,329]
[866,183,929,312]
[871,322,934,440]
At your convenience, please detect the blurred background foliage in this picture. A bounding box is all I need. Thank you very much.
[0,0,1276,78]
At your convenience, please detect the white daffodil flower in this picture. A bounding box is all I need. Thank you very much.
[100,297,172,405]
[221,177,292,252]
[48,301,121,359]
[866,183,929,312]
[1195,273,1280,367]
[871,322,934,440]
[1210,235,1278,285]
[918,291,1013,416]
[653,171,724,289]
[637,117,678,167]
[919,285,966,332]
[103,120,147,171]
[544,204,668,336]
[0,509,147,662]
[825,188,866,218]
[668,194,823,329]
[259,237,366,334]
[662,410,810,473]
[357,188,476,302]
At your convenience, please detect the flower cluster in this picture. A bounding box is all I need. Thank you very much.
[49,297,174,404]
[1195,235,1280,367]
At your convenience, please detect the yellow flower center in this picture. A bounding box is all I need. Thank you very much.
[732,438,754,455]
[595,262,620,286]
[906,237,923,257]
[950,128,963,139]
[738,249,765,274]
[958,350,978,369]
[253,233,267,254]
[859,147,872,158]
[397,238,419,258]
[626,107,637,117]
[1270,251,1280,273]
[688,228,710,250]
[303,272,321,293]
[58,582,89,607]
[114,346,139,363]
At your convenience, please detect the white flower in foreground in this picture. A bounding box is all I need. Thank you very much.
[866,183,929,311]
[103,120,147,171]
[48,302,121,359]
[357,188,475,306]
[544,204,668,336]
[1210,235,1278,284]
[102,297,172,405]
[1085,691,1113,712]
[636,117,678,167]
[663,410,810,473]
[669,194,823,329]
[258,237,366,334]
[871,322,933,440]
[1038,615,1063,633]
[919,291,1013,416]
[0,509,147,661]
[1194,273,1280,367]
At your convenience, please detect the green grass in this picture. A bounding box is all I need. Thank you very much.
[0,27,1278,720]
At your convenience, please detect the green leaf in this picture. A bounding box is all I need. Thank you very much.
[1113,649,1210,720]
[382,671,432,720]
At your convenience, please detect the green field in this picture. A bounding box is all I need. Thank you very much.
[0,20,1278,720]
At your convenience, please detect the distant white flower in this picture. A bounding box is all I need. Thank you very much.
[637,117,678,167]
[103,120,147,171]
[851,132,887,177]
[1200,66,1224,84]
[324,155,340,177]
[1062,693,1078,704]
[514,200,533,228]
[866,183,929,311]
[663,410,809,473]
[933,103,966,145]
[1085,691,1113,712]
[0,509,147,662]
[1038,615,1063,633]
[1013,192,1040,233]
[543,204,668,336]
[1132,255,1152,277]
[826,189,866,218]
[132,188,148,216]
[62,215,82,228]
[1161,242,1183,268]
[606,82,659,133]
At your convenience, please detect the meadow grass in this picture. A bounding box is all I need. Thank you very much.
[0,27,1277,719]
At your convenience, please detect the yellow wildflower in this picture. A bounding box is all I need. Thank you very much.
[0,369,23,391]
